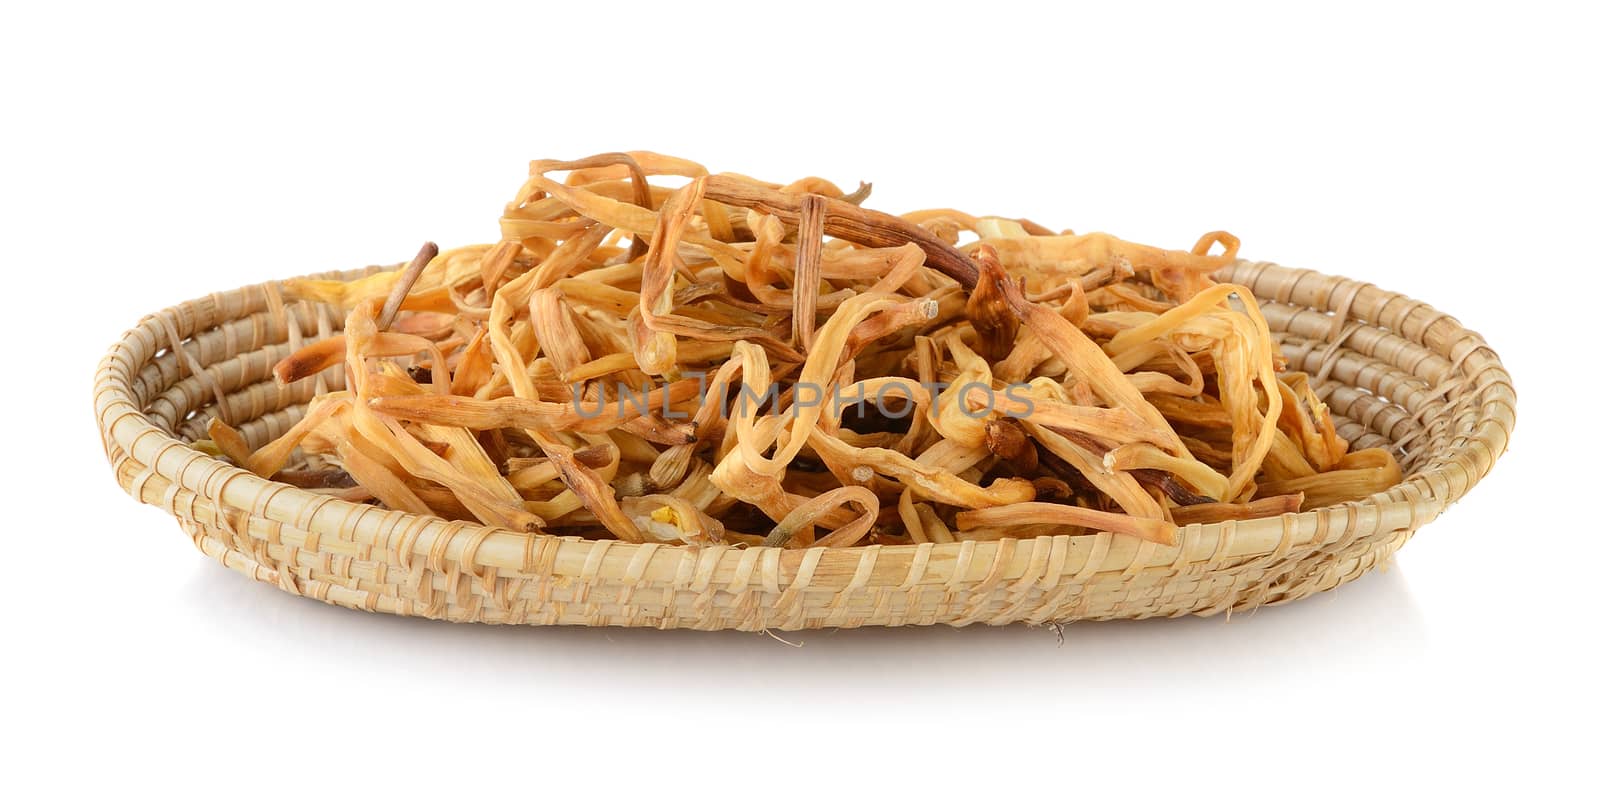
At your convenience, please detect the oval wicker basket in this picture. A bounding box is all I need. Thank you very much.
[94,260,1514,630]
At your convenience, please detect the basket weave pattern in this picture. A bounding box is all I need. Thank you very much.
[94,261,1515,629]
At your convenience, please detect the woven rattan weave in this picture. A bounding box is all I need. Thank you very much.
[94,260,1513,629]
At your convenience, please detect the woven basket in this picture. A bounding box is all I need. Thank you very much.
[93,260,1515,630]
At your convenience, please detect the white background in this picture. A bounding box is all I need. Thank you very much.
[4,2,1595,788]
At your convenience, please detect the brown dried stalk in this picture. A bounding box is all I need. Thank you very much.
[378,242,440,331]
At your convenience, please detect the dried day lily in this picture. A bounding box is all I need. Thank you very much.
[196,151,1401,548]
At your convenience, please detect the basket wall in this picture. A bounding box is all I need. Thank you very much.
[93,261,1515,630]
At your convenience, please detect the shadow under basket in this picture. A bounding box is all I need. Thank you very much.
[94,261,1515,630]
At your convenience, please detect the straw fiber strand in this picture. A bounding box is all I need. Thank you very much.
[94,261,1514,630]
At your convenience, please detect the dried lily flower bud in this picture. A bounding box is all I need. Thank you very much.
[220,152,1399,550]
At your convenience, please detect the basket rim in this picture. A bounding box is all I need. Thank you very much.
[94,259,1517,591]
